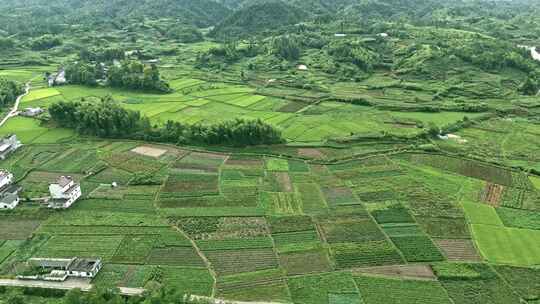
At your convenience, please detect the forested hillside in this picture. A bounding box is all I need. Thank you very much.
[0,0,230,35]
[210,1,306,39]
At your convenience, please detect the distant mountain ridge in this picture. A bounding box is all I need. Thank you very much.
[210,0,306,39]
[0,0,231,35]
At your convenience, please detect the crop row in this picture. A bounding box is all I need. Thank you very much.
[331,241,404,269]
[205,248,279,275]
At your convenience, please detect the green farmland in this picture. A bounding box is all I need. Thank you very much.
[16,82,484,144]
[1,137,540,304]
[1,0,540,303]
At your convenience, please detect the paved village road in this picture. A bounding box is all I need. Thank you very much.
[0,278,145,296]
[0,278,92,291]
[0,82,30,127]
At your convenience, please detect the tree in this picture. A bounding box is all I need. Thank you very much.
[519,73,540,96]
[0,78,24,108]
[166,25,203,43]
[64,60,170,93]
[272,35,301,61]
[49,98,285,147]
[65,62,98,86]
[427,122,441,137]
[327,40,379,71]
[0,37,15,50]
[30,35,62,50]
[64,288,84,304]
[7,295,24,304]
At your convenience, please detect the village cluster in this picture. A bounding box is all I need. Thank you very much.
[0,134,102,283]
[0,134,82,210]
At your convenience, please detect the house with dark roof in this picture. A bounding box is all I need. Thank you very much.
[0,135,21,160]
[0,170,21,210]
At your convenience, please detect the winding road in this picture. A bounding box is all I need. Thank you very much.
[0,82,30,127]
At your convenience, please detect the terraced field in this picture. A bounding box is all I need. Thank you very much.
[10,77,483,144]
[1,137,539,304]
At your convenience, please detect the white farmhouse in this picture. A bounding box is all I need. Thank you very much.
[0,135,22,160]
[48,176,81,209]
[20,107,44,117]
[0,170,13,189]
[0,170,21,210]
[19,257,102,281]
[48,68,66,87]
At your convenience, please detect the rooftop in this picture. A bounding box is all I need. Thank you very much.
[56,176,74,187]
[0,143,11,153]
[29,257,100,272]
[29,258,74,269]
[0,193,18,205]
[1,184,21,195]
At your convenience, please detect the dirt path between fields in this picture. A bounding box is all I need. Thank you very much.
[172,225,219,298]
[189,295,290,304]
[0,82,30,127]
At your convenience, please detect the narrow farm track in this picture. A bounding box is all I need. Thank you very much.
[172,225,219,298]
[0,82,30,127]
[189,295,289,304]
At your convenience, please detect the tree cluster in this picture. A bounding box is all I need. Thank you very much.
[49,98,144,138]
[108,61,171,93]
[0,37,15,50]
[166,25,203,43]
[29,34,62,50]
[145,118,285,146]
[449,40,537,73]
[0,78,24,108]
[196,40,263,69]
[327,40,380,71]
[49,97,285,146]
[80,47,126,62]
[65,62,101,86]
[272,35,301,61]
[64,60,171,93]
[519,73,540,96]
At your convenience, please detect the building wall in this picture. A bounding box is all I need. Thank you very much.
[0,174,13,189]
[0,197,19,209]
[63,185,81,208]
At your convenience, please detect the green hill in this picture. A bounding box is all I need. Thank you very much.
[210,0,307,39]
[0,0,230,35]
